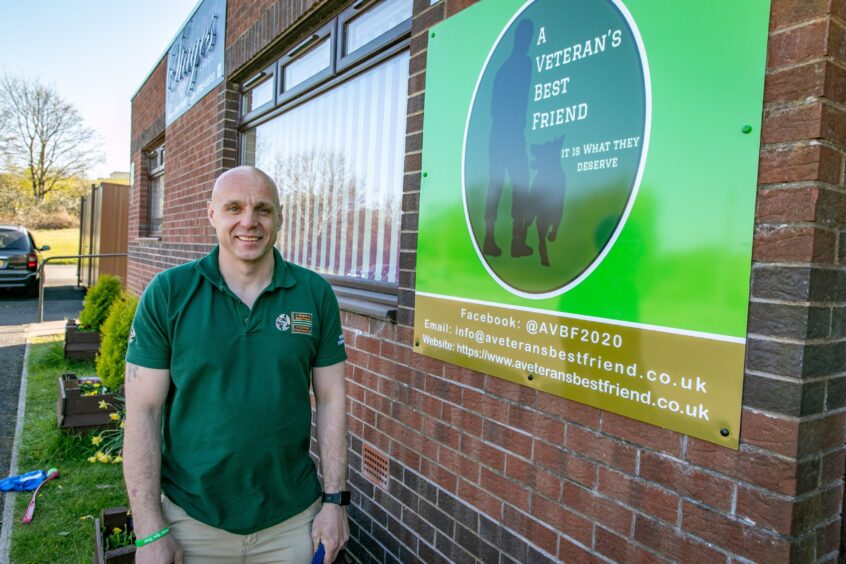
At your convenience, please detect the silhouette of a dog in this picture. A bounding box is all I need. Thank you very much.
[529,136,565,267]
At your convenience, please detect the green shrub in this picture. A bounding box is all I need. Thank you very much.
[96,291,138,391]
[78,275,122,331]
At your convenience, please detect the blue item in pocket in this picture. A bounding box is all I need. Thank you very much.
[311,542,325,564]
[0,470,47,492]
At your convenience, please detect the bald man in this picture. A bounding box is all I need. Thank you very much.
[123,166,349,563]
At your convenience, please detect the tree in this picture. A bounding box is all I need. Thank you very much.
[0,74,102,202]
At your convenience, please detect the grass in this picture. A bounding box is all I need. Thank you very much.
[9,336,126,563]
[29,228,80,265]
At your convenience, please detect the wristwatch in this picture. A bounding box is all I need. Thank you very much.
[321,491,351,506]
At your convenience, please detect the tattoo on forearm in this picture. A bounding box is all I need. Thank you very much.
[126,363,140,383]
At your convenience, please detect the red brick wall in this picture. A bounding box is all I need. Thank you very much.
[127,0,846,562]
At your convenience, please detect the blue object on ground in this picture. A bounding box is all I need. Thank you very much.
[0,469,47,492]
[311,542,325,564]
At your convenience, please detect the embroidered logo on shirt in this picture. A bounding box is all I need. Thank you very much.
[291,312,313,335]
[275,313,291,332]
[128,326,136,344]
[337,334,345,346]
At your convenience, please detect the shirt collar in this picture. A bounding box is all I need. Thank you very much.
[196,246,297,291]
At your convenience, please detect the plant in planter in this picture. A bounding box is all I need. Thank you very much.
[96,291,138,391]
[93,506,135,564]
[65,275,122,360]
[56,373,119,431]
[87,398,125,465]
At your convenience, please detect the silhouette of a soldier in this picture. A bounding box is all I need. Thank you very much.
[484,19,534,258]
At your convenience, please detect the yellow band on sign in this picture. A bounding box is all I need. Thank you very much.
[413,294,744,448]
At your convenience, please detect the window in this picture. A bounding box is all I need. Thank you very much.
[340,0,412,66]
[147,144,165,236]
[240,0,412,293]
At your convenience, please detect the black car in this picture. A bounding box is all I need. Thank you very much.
[0,225,50,296]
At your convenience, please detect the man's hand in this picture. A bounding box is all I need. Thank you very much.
[311,503,349,563]
[135,534,184,564]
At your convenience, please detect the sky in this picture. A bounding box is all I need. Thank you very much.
[0,0,200,178]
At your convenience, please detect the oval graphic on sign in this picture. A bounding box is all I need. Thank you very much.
[462,0,650,298]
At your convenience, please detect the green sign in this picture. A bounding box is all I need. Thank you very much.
[414,0,771,448]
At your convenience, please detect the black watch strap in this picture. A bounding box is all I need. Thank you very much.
[321,491,351,506]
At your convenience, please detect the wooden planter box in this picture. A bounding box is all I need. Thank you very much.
[56,373,119,432]
[94,506,135,564]
[64,319,101,361]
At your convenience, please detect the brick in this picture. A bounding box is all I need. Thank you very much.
[797,412,846,456]
[486,376,537,407]
[566,425,638,474]
[633,515,727,563]
[562,482,634,535]
[441,404,483,436]
[739,409,799,457]
[815,519,842,558]
[458,478,502,519]
[761,102,823,144]
[436,490,480,532]
[481,467,530,511]
[419,498,454,536]
[685,439,800,495]
[751,265,842,302]
[422,414,459,449]
[639,451,733,512]
[753,225,837,264]
[758,143,841,185]
[388,518,418,552]
[532,494,593,547]
[559,536,603,564]
[505,455,562,500]
[756,187,820,223]
[443,364,485,389]
[460,433,506,473]
[825,59,846,103]
[483,420,533,459]
[501,505,557,555]
[480,514,530,561]
[765,62,826,103]
[793,484,844,535]
[747,301,831,339]
[537,391,601,428]
[420,457,458,494]
[445,0,477,18]
[508,405,564,445]
[744,337,800,378]
[411,1,444,34]
[533,441,596,488]
[821,102,846,144]
[681,501,790,562]
[598,467,680,523]
[734,487,794,535]
[769,0,832,30]
[742,373,825,416]
[462,388,506,420]
[600,412,683,456]
[767,20,829,68]
[820,446,846,485]
[594,526,667,563]
[437,447,480,483]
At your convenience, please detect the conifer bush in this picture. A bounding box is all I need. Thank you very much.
[78,275,122,332]
[96,291,138,391]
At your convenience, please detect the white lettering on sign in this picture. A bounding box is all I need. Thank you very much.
[167,14,218,93]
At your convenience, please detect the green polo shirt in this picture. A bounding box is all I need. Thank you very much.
[125,247,347,534]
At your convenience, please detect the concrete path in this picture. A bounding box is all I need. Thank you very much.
[0,264,85,547]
